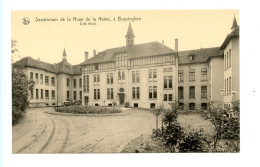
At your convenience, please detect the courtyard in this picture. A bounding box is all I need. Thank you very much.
[12,107,214,153]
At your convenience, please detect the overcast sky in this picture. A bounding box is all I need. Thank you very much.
[12,10,239,65]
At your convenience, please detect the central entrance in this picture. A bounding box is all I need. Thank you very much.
[118,93,125,105]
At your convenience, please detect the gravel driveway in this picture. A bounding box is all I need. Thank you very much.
[12,107,156,153]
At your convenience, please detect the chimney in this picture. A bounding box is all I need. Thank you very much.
[175,39,178,52]
[93,49,96,57]
[85,51,89,61]
[162,40,164,44]
[38,58,40,61]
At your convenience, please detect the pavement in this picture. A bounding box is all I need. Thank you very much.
[12,107,156,153]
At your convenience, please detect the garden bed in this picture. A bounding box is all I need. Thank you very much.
[54,105,122,115]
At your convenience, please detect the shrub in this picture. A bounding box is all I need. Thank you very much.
[124,102,130,108]
[12,67,35,125]
[55,105,122,114]
[163,121,183,152]
[112,102,117,107]
[178,129,212,152]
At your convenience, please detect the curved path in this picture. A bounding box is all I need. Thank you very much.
[12,107,156,153]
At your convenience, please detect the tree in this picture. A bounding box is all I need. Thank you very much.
[12,39,35,124]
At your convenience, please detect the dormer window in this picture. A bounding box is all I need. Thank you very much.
[95,64,99,70]
[189,53,196,60]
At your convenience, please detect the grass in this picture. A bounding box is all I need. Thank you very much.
[55,105,122,114]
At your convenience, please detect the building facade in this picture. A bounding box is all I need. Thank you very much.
[14,19,239,110]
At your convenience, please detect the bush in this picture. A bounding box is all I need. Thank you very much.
[55,105,122,114]
[163,121,183,152]
[125,102,130,108]
[178,129,212,152]
[12,67,34,125]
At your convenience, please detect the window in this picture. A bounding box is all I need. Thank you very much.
[178,70,184,82]
[178,87,184,99]
[35,73,38,83]
[201,86,207,98]
[189,86,195,98]
[36,89,39,99]
[164,76,173,89]
[95,64,99,70]
[107,73,113,84]
[94,89,100,100]
[107,88,114,99]
[201,68,207,81]
[52,90,55,99]
[41,89,43,99]
[30,89,33,98]
[132,71,140,83]
[189,69,195,81]
[149,69,157,81]
[94,74,100,85]
[67,78,70,87]
[115,53,127,68]
[80,91,82,100]
[227,52,229,70]
[229,77,231,94]
[189,103,195,110]
[74,91,77,100]
[67,91,70,99]
[79,78,82,88]
[45,76,49,85]
[30,72,33,80]
[225,79,226,95]
[164,94,167,101]
[201,103,207,110]
[40,74,43,84]
[150,103,155,109]
[87,75,89,92]
[179,103,184,110]
[132,87,140,99]
[149,86,152,99]
[83,75,86,92]
[45,90,49,99]
[51,77,55,86]
[169,94,173,101]
[229,49,232,68]
[190,55,195,60]
[224,54,226,70]
[73,79,76,88]
[118,71,125,83]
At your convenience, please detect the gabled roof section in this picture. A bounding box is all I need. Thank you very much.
[220,27,239,50]
[80,41,175,65]
[14,56,82,75]
[178,47,223,65]
[13,56,56,73]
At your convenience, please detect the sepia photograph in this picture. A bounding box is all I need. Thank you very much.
[11,10,240,154]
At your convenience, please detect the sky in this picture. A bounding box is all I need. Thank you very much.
[12,10,239,65]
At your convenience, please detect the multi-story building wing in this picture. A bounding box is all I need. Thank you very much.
[220,16,240,108]
[80,23,178,108]
[14,49,82,107]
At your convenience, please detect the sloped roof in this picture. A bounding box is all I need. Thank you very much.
[80,41,175,65]
[14,56,81,75]
[220,27,239,50]
[178,47,223,65]
[126,22,135,37]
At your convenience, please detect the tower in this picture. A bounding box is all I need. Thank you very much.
[62,48,67,60]
[231,15,239,30]
[125,22,135,47]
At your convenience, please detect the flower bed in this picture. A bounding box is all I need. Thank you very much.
[55,105,122,114]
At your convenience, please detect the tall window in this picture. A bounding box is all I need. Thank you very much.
[149,69,157,81]
[30,72,33,80]
[164,94,173,101]
[201,86,207,98]
[149,86,157,99]
[164,76,172,89]
[40,74,43,84]
[115,53,127,68]
[31,89,33,98]
[229,77,231,94]
[74,91,77,100]
[229,49,232,68]
[52,90,55,99]
[95,64,99,70]
[79,78,82,88]
[178,70,184,82]
[80,91,82,100]
[67,78,70,87]
[227,52,229,70]
[201,68,207,81]
[51,77,55,86]
[94,89,100,100]
[45,76,49,85]
[45,90,49,99]
[132,87,140,99]
[132,71,140,83]
[94,74,100,85]
[35,73,38,83]
[36,89,39,99]
[73,79,77,88]
[83,75,86,92]
[178,87,184,99]
[67,91,70,99]
[189,69,195,81]
[118,71,125,83]
[225,79,226,95]
[107,88,114,99]
[224,54,226,70]
[189,86,195,98]
[107,73,113,84]
[87,75,89,92]
[41,89,43,99]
